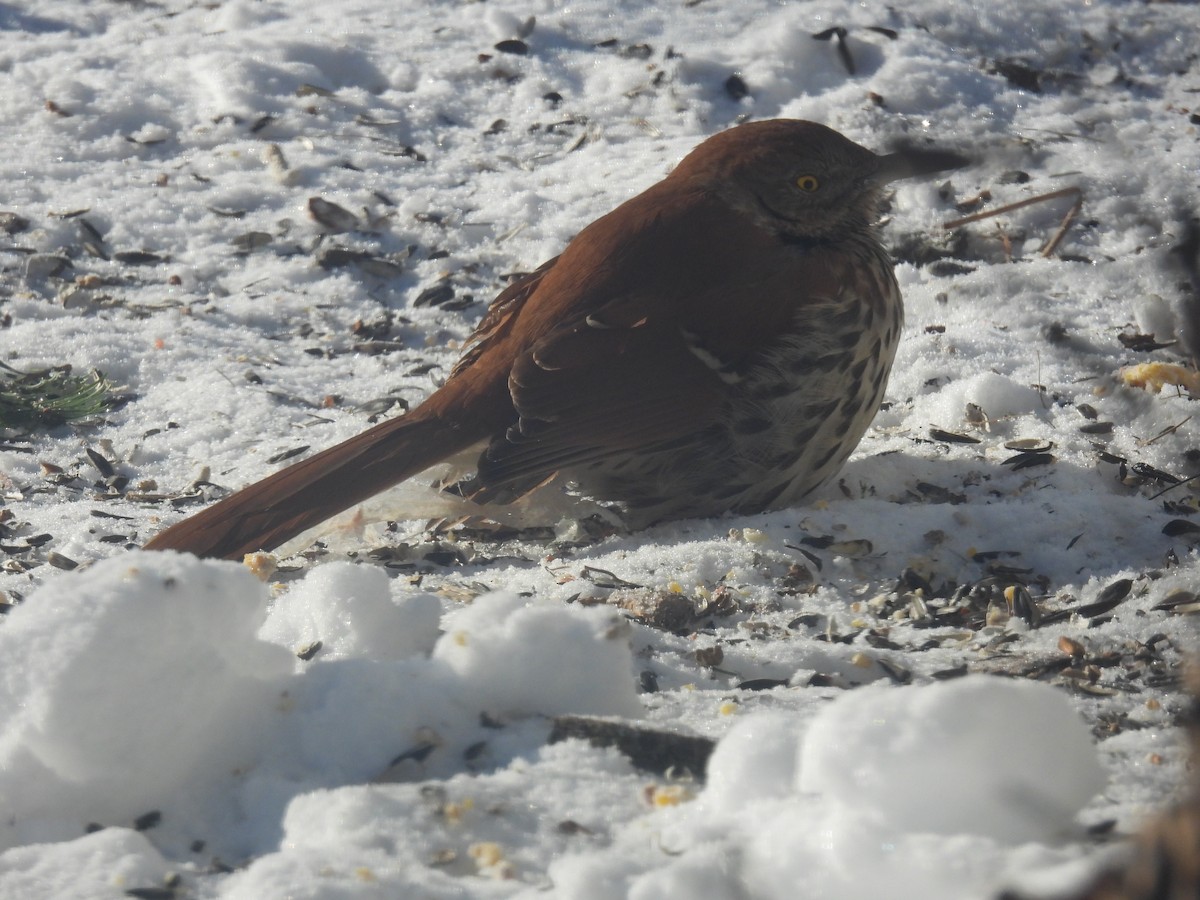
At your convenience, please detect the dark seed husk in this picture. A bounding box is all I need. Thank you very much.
[1163,519,1200,537]
[0,212,29,234]
[266,445,310,465]
[724,74,749,101]
[307,198,360,233]
[1075,578,1133,618]
[494,39,529,55]
[114,250,165,265]
[1004,451,1055,470]
[1004,438,1053,452]
[46,552,77,570]
[1154,591,1196,611]
[929,427,981,444]
[133,810,162,831]
[414,283,455,307]
[737,677,789,691]
[85,447,115,477]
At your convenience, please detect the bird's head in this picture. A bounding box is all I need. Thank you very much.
[673,119,968,241]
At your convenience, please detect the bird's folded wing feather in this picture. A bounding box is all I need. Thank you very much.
[454,181,855,493]
[473,254,837,490]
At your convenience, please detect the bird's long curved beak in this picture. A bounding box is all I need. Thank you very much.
[875,145,970,184]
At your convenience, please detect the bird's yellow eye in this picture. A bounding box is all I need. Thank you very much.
[795,175,820,192]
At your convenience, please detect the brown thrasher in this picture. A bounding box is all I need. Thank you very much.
[144,119,966,560]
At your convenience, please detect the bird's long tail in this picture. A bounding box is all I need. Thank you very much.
[142,410,480,560]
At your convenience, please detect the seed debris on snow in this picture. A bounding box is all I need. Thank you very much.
[0,1,1198,897]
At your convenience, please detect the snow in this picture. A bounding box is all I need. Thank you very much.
[0,553,638,872]
[260,560,441,661]
[0,0,1197,898]
[0,555,292,853]
[795,677,1106,843]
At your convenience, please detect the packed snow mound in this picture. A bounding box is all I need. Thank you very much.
[796,676,1106,842]
[0,553,640,864]
[0,553,293,851]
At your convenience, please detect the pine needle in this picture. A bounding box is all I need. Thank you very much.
[0,362,120,429]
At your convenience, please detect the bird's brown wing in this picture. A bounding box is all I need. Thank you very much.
[450,257,559,379]
[466,266,829,498]
[476,298,727,486]
[454,184,855,500]
[460,314,720,501]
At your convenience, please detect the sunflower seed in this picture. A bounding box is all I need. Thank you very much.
[133,810,162,831]
[266,445,309,464]
[1162,519,1200,537]
[1004,438,1053,452]
[929,427,981,444]
[231,232,272,253]
[85,447,115,477]
[494,39,528,55]
[0,212,29,234]
[46,552,77,570]
[114,250,165,265]
[308,197,360,233]
[1075,578,1133,618]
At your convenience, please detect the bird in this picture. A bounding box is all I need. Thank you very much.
[143,119,967,560]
